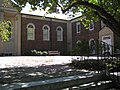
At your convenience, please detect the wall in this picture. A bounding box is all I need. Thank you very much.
[21,14,68,55]
[71,20,100,49]
[0,1,21,55]
[99,27,114,46]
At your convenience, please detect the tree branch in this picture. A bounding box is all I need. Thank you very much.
[62,1,119,26]
[94,11,120,36]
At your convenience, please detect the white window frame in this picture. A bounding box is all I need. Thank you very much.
[89,39,96,54]
[27,23,35,40]
[56,26,63,41]
[89,22,94,31]
[76,22,81,33]
[42,25,50,41]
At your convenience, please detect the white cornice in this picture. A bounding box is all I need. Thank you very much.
[22,14,68,23]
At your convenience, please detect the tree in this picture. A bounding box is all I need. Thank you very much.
[11,0,120,37]
[0,0,12,42]
[0,21,11,42]
[72,40,89,55]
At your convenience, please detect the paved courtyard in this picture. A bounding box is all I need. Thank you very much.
[0,56,90,84]
[0,56,74,68]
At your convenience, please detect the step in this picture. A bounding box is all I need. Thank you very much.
[0,73,107,90]
[63,80,114,90]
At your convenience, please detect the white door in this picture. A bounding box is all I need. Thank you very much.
[102,35,112,54]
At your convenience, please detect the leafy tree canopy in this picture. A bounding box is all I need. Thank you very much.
[0,21,11,42]
[11,0,120,36]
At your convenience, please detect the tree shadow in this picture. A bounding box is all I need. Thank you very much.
[0,64,89,84]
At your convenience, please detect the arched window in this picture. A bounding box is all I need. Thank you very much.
[56,26,63,41]
[27,23,35,40]
[42,25,50,41]
[89,39,96,54]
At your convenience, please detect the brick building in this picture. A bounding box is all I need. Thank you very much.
[21,14,68,55]
[0,1,120,56]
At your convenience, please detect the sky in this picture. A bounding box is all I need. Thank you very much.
[21,3,70,20]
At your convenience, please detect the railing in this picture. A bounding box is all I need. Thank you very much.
[71,39,120,88]
[90,40,120,87]
[97,40,120,88]
[0,40,119,89]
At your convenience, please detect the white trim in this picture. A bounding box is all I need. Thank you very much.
[27,23,35,40]
[89,39,95,46]
[89,39,96,54]
[76,22,81,33]
[22,14,68,23]
[102,35,112,54]
[27,23,35,29]
[42,25,50,41]
[56,26,63,41]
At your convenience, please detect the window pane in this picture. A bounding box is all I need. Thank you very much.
[89,22,94,30]
[27,28,34,40]
[57,30,61,41]
[77,24,80,32]
[28,25,33,28]
[57,28,63,41]
[43,29,49,40]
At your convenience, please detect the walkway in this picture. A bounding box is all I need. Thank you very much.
[0,56,92,84]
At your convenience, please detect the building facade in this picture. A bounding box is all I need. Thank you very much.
[21,14,68,55]
[0,1,120,56]
[0,0,21,55]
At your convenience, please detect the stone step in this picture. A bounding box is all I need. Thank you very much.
[0,73,108,90]
[63,80,114,90]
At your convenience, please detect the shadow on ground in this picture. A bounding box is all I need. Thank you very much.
[0,64,89,84]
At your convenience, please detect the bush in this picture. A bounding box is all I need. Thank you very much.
[31,50,48,56]
[69,58,105,71]
[69,57,120,72]
[71,40,89,55]
[105,58,120,72]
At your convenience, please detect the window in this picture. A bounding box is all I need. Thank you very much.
[43,25,50,41]
[56,26,63,41]
[27,23,35,40]
[89,39,96,54]
[89,22,94,31]
[103,36,111,40]
[76,22,81,33]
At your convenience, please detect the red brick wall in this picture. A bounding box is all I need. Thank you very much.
[72,21,101,48]
[21,16,67,55]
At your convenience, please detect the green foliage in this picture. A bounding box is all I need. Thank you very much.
[105,58,120,72]
[0,21,11,42]
[31,50,48,56]
[71,40,89,55]
[69,56,120,72]
[69,58,105,71]
[11,0,120,36]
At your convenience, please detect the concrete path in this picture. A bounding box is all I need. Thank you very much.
[0,56,76,68]
[0,56,91,84]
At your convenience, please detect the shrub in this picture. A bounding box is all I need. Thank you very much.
[71,40,89,55]
[105,58,120,72]
[31,50,48,56]
[69,57,120,72]
[69,58,105,71]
